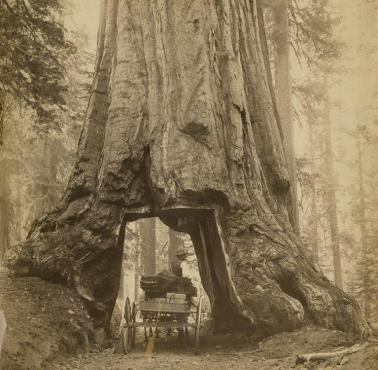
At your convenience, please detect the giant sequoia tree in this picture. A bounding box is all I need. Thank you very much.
[6,0,365,337]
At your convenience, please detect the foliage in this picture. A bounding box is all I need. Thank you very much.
[288,0,342,67]
[263,0,342,69]
[2,17,94,244]
[0,0,74,141]
[347,128,378,322]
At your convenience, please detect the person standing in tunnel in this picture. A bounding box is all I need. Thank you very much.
[170,247,189,277]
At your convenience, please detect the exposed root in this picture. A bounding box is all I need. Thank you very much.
[296,344,366,364]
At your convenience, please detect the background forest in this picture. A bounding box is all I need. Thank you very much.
[0,0,377,330]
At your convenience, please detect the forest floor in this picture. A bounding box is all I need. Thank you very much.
[1,271,377,370]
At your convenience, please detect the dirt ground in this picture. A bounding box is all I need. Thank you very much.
[0,271,95,370]
[1,272,377,370]
[52,329,378,370]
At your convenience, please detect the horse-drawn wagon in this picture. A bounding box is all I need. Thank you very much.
[120,274,203,354]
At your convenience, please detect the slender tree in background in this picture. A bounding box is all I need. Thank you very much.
[32,137,59,218]
[262,0,342,235]
[5,0,366,337]
[13,180,23,244]
[134,227,141,303]
[294,76,334,276]
[351,0,378,321]
[139,218,156,276]
[270,0,299,233]
[345,125,378,325]
[292,0,377,311]
[0,105,10,259]
[308,116,319,265]
[279,0,344,281]
[323,74,343,289]
[355,129,369,318]
[0,147,10,259]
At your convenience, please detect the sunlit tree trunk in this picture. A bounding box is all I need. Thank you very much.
[134,223,140,303]
[139,218,156,276]
[271,0,299,233]
[34,137,57,219]
[323,74,342,290]
[353,0,377,320]
[6,0,365,338]
[0,95,6,146]
[14,183,23,243]
[134,252,140,302]
[0,120,10,260]
[356,132,369,319]
[308,122,319,265]
[117,261,125,301]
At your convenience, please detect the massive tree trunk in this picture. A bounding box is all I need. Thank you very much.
[323,74,343,290]
[6,0,365,338]
[270,0,299,234]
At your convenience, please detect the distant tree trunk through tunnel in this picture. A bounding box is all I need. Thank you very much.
[139,218,156,275]
[6,0,366,339]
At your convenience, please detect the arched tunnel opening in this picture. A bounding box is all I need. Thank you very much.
[110,208,252,339]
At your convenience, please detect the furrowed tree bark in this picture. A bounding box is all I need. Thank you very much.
[6,0,365,338]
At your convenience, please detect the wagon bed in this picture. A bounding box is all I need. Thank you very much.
[119,295,203,355]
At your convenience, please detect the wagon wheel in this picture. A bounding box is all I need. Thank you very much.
[130,302,137,347]
[195,296,203,355]
[122,298,134,353]
[124,297,131,325]
[121,326,131,354]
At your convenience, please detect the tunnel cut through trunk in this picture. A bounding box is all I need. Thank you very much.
[120,208,253,334]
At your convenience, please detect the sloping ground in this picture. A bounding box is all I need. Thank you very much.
[0,272,95,370]
[54,328,378,370]
[0,272,377,370]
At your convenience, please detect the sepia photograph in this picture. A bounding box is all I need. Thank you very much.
[0,0,377,369]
